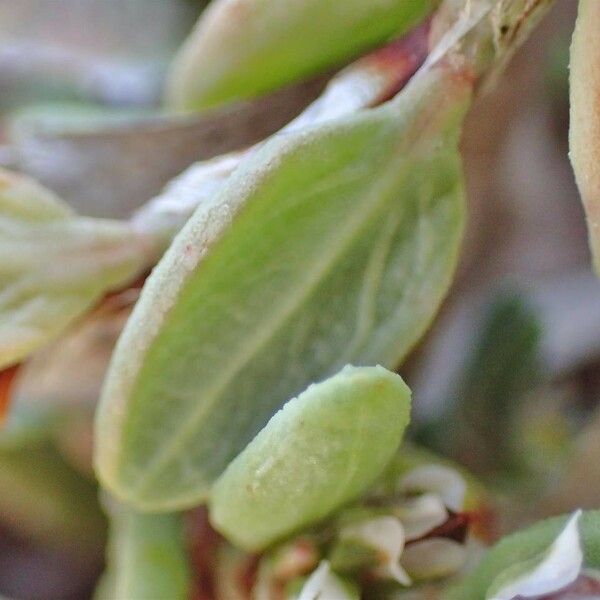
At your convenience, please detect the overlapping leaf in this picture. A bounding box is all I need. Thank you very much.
[0,169,153,369]
[136,25,430,241]
[2,34,415,408]
[166,0,437,110]
[96,0,558,512]
[96,61,471,509]
[210,366,411,551]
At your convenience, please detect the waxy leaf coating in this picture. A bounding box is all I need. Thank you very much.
[209,365,411,551]
[570,0,600,273]
[97,3,552,510]
[166,0,437,110]
[96,63,470,510]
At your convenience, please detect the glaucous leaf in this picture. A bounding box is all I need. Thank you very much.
[0,169,153,369]
[209,366,411,551]
[95,61,471,509]
[165,0,437,110]
[96,505,191,600]
[1,23,428,391]
[570,0,600,273]
[446,510,600,600]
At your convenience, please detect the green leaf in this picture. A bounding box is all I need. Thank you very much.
[2,287,136,450]
[0,169,153,369]
[570,0,600,273]
[96,505,191,600]
[446,510,600,600]
[136,26,430,244]
[166,0,437,110]
[96,62,471,510]
[209,365,411,551]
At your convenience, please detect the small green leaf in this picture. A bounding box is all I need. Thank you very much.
[209,365,411,551]
[97,3,553,509]
[96,504,191,600]
[0,169,153,369]
[166,0,437,110]
[96,62,471,510]
[446,510,600,600]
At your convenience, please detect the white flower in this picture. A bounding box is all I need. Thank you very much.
[401,538,467,580]
[394,493,449,541]
[340,516,411,585]
[296,561,354,600]
[399,465,467,512]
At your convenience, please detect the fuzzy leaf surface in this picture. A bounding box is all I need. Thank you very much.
[209,365,411,551]
[96,65,471,510]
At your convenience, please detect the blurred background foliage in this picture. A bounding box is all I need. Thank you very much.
[0,1,599,598]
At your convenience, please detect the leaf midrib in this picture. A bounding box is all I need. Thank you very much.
[130,127,414,497]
